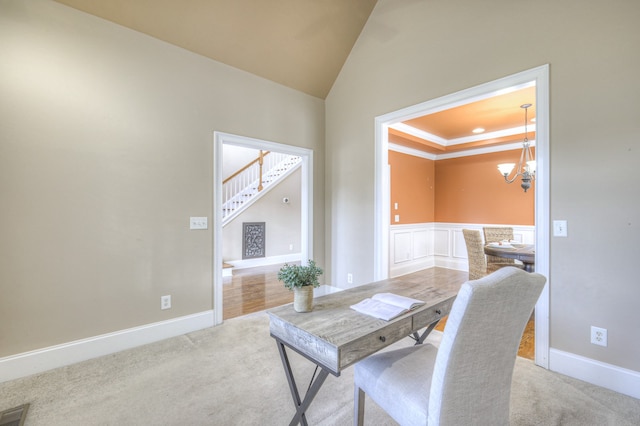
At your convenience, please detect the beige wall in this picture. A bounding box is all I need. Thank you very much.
[326,0,639,373]
[0,0,325,357]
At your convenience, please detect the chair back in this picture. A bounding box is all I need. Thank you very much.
[483,226,517,266]
[462,229,487,280]
[427,267,546,426]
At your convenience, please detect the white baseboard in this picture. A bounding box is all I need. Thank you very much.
[390,257,435,278]
[226,253,301,270]
[549,348,640,399]
[434,257,467,272]
[0,310,214,384]
[313,284,343,297]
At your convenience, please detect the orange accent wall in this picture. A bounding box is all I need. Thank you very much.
[389,151,435,224]
[389,149,534,225]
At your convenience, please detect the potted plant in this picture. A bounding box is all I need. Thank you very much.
[277,260,324,312]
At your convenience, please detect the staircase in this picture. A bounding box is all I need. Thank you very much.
[222,152,301,226]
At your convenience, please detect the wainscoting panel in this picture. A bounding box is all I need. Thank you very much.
[389,224,434,277]
[412,229,430,259]
[390,223,535,277]
[433,229,450,257]
[393,231,412,264]
[452,229,467,259]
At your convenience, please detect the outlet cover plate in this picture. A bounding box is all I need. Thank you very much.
[161,295,171,310]
[591,326,607,347]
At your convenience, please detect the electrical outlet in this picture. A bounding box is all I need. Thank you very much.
[347,273,353,284]
[591,326,607,347]
[161,295,171,310]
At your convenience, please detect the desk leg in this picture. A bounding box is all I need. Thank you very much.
[411,320,439,345]
[276,340,330,426]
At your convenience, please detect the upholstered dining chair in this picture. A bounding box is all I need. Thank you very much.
[483,226,523,269]
[353,267,546,426]
[462,229,502,280]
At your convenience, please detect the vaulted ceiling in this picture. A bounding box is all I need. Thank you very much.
[53,0,378,99]
[52,0,536,154]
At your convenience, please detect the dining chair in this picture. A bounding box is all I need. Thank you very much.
[353,267,546,426]
[483,226,522,268]
[462,229,501,280]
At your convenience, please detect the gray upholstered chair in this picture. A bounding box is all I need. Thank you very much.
[353,267,546,426]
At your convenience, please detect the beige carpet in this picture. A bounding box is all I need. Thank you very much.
[1,311,639,425]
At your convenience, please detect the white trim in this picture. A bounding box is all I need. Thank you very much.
[313,284,344,297]
[435,141,536,160]
[213,132,313,326]
[375,65,550,368]
[533,66,550,368]
[388,143,437,160]
[225,253,302,270]
[390,121,537,147]
[549,348,640,400]
[389,140,536,161]
[0,311,214,384]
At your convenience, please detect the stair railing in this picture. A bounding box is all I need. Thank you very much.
[223,151,270,205]
[222,151,299,222]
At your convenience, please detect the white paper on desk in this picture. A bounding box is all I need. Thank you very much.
[350,293,424,321]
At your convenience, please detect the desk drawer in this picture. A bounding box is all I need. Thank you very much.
[339,317,413,370]
[412,298,453,330]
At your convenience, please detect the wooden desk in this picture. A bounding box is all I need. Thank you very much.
[484,243,535,272]
[268,267,467,425]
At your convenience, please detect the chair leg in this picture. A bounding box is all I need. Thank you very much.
[354,386,365,426]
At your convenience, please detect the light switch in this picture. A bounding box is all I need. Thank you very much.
[190,217,208,230]
[394,214,400,223]
[553,220,567,237]
[394,203,398,210]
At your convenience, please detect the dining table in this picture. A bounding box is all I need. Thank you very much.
[484,243,535,272]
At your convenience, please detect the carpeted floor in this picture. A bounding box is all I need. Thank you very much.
[1,311,639,425]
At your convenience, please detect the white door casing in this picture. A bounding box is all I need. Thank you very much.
[213,132,314,325]
[374,65,550,368]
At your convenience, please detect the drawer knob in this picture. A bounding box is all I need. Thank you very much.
[379,336,386,342]
[435,309,442,315]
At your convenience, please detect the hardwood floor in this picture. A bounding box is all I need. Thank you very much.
[223,264,534,360]
[223,263,293,320]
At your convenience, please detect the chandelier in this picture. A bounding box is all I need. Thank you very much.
[497,103,536,192]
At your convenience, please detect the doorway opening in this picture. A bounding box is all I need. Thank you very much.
[213,132,314,325]
[374,65,550,367]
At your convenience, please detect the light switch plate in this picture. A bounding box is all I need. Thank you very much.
[553,220,567,237]
[190,217,208,230]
